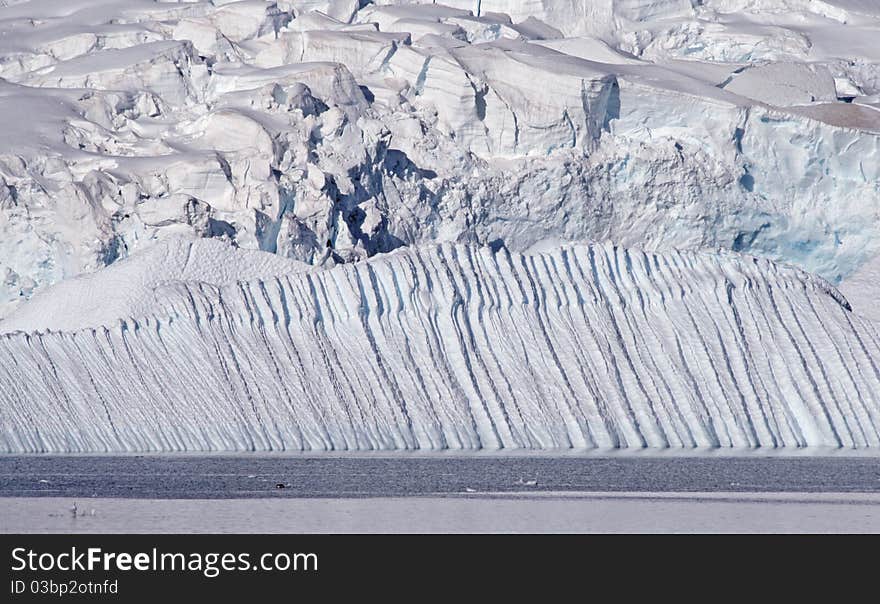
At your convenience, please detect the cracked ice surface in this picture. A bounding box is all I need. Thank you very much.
[1,0,879,319]
[2,1,880,451]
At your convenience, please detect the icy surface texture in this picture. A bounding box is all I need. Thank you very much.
[1,0,879,320]
[1,241,879,452]
[2,1,880,452]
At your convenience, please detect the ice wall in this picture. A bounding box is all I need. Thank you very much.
[2,242,878,452]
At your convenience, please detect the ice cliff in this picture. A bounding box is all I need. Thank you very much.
[1,1,880,451]
[1,240,879,452]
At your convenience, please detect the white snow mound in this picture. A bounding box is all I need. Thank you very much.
[0,238,309,334]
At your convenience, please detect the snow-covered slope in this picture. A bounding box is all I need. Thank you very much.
[2,0,880,321]
[2,240,878,453]
[840,253,880,324]
[2,1,880,452]
[0,237,309,334]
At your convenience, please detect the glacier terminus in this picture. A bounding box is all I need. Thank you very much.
[1,0,879,452]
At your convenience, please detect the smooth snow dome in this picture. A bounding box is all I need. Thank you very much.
[0,238,309,334]
[1,1,880,452]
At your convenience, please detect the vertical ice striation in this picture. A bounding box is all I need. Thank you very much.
[1,1,880,454]
[1,242,878,453]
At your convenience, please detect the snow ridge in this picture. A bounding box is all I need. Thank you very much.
[2,241,878,453]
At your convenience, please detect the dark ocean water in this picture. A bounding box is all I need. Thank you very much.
[1,455,879,499]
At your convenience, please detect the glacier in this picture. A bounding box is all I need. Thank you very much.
[1,0,880,452]
[1,240,879,452]
[1,0,879,318]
